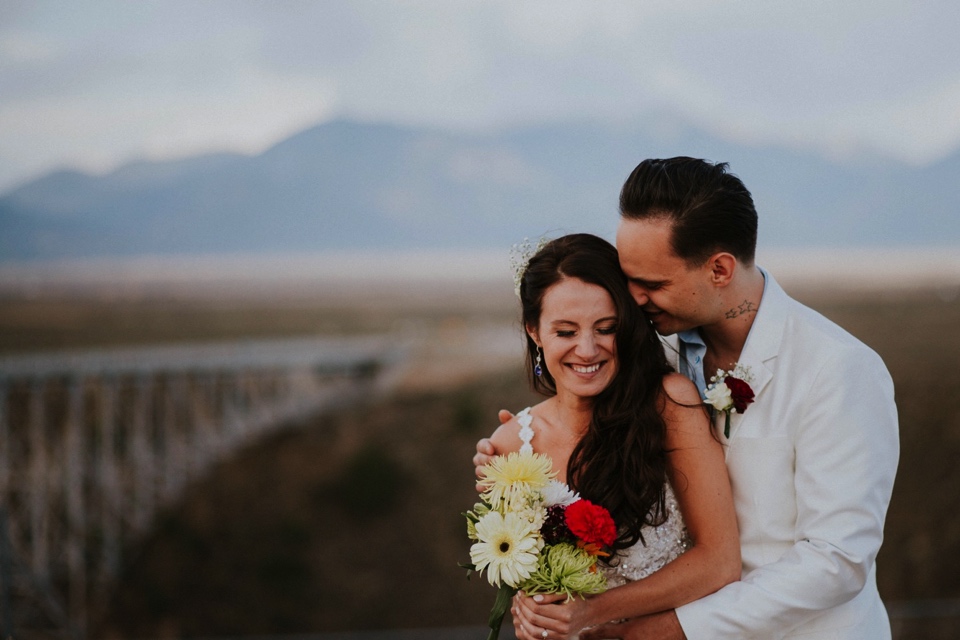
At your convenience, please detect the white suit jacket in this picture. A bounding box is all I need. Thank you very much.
[671,272,899,639]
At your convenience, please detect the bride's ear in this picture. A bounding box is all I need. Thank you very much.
[525,324,540,346]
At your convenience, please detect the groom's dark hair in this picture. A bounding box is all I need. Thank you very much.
[619,157,758,266]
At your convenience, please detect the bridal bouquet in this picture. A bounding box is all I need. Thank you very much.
[463,451,615,640]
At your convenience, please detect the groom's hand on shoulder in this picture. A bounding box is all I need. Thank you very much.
[580,610,686,640]
[473,410,514,491]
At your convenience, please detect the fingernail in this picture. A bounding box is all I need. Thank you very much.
[533,594,544,603]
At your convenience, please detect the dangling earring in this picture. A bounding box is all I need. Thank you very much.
[534,346,543,377]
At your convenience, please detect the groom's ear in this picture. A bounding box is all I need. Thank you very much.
[708,253,737,287]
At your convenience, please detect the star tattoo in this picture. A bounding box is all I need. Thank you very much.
[726,300,757,319]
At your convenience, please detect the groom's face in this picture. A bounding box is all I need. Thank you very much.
[616,217,715,336]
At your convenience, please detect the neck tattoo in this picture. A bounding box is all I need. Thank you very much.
[725,299,757,320]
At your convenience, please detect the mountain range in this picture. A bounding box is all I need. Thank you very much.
[2,118,958,262]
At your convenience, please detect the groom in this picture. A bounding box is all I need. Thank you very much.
[474,157,899,639]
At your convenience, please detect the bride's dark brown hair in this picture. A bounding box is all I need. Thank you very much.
[519,233,674,551]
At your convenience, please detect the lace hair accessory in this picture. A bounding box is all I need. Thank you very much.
[510,236,549,299]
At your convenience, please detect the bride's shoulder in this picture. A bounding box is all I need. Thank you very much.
[490,407,531,455]
[659,373,711,442]
[660,371,701,405]
[488,404,537,454]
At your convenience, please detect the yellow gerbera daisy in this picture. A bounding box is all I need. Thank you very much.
[479,451,555,509]
[470,511,540,587]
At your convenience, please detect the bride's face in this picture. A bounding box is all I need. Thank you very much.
[529,277,619,400]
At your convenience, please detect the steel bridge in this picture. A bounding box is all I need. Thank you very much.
[0,336,408,639]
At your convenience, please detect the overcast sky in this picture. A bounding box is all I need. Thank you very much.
[2,0,959,193]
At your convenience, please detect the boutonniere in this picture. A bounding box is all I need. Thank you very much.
[704,363,756,438]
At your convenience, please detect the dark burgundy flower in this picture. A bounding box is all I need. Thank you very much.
[541,504,574,545]
[726,376,755,413]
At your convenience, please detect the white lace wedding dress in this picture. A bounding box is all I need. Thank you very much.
[516,407,691,588]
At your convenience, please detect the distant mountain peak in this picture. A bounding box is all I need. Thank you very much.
[2,119,957,262]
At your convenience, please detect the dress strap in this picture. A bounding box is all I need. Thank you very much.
[517,407,534,454]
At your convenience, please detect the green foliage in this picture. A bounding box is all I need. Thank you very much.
[453,390,483,433]
[326,444,405,519]
[154,512,211,556]
[256,519,312,596]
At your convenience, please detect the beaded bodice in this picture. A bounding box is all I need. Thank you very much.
[515,407,691,587]
[601,481,691,585]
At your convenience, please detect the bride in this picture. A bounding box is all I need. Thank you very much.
[480,233,739,640]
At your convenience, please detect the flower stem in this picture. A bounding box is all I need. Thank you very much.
[487,584,518,640]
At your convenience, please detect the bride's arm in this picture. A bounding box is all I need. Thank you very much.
[592,373,741,616]
[512,373,740,639]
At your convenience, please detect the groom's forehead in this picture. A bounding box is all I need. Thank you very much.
[616,219,685,274]
[616,216,675,248]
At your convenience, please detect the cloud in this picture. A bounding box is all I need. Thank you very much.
[1,0,959,192]
[0,64,338,178]
[857,78,960,164]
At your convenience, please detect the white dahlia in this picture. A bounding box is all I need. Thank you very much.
[542,480,580,507]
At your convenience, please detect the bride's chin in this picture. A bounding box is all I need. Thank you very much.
[560,377,614,398]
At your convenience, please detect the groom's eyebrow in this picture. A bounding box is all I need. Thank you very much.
[628,276,668,288]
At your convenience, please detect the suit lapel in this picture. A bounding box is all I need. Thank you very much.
[722,269,788,445]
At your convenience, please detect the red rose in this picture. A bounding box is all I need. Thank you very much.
[726,376,755,413]
[564,499,617,547]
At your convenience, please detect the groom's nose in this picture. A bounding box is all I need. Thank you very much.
[628,282,649,306]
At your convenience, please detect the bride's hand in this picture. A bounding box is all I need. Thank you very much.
[512,592,592,640]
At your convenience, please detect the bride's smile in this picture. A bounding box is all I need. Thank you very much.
[568,361,605,375]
